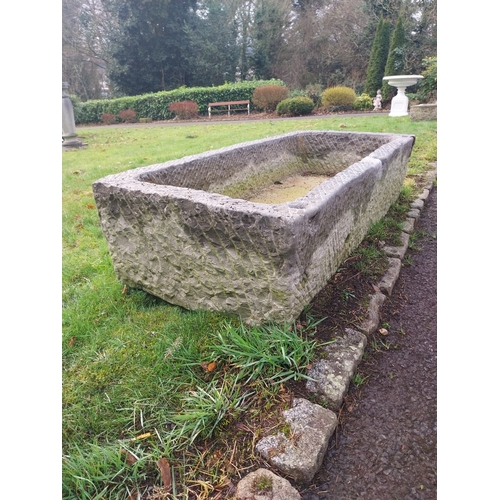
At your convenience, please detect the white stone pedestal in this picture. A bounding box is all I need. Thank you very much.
[383,75,423,117]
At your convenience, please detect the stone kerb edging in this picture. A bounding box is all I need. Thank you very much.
[236,165,437,497]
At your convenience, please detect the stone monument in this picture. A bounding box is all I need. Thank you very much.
[62,82,87,151]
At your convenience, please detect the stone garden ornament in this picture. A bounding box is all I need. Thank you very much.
[383,75,423,117]
[62,82,87,150]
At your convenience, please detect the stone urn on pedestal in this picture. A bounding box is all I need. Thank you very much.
[62,82,87,150]
[382,75,423,117]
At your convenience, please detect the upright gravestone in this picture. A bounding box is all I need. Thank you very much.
[62,82,87,151]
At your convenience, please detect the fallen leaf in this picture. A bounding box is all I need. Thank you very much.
[121,449,137,466]
[68,336,76,347]
[157,458,172,490]
[201,361,216,372]
[372,284,381,292]
[122,285,128,294]
[86,204,96,209]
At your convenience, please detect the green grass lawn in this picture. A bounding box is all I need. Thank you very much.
[62,115,436,499]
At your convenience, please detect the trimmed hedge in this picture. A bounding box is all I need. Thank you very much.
[76,79,285,125]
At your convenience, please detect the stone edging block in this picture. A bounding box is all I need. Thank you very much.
[359,292,386,335]
[376,257,402,296]
[382,232,410,259]
[255,398,338,483]
[306,328,367,410]
[235,468,301,500]
[401,218,416,234]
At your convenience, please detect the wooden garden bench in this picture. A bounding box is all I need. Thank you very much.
[208,100,250,118]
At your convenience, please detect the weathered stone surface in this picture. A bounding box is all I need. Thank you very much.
[359,292,387,335]
[418,188,430,201]
[401,217,415,234]
[377,257,402,296]
[255,398,338,483]
[93,131,415,324]
[406,208,421,220]
[306,328,367,409]
[410,103,437,122]
[383,232,410,259]
[235,469,301,500]
[410,198,425,210]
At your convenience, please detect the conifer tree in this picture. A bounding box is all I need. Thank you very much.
[382,15,406,101]
[363,17,391,98]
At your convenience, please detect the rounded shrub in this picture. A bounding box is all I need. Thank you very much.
[118,109,137,123]
[169,100,199,119]
[252,85,289,112]
[321,86,357,108]
[353,93,373,111]
[276,96,315,116]
[101,113,116,125]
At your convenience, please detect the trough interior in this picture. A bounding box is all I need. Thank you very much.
[138,132,390,201]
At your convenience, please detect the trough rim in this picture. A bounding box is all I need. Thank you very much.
[93,130,415,220]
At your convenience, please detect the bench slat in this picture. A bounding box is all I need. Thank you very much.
[208,100,249,106]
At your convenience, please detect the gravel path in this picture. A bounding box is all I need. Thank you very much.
[299,187,437,500]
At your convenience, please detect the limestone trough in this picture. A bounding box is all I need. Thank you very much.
[93,130,415,324]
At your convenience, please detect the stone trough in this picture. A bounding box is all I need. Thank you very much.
[93,130,415,324]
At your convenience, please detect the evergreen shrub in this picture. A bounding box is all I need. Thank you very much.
[382,16,407,101]
[169,100,199,119]
[276,96,315,116]
[415,57,437,103]
[101,113,116,125]
[321,86,356,108]
[363,18,392,97]
[353,93,373,111]
[305,84,324,107]
[118,109,137,123]
[252,85,289,112]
